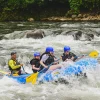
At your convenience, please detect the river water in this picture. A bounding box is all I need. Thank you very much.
[0,21,100,100]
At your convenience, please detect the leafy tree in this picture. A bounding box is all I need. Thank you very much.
[81,0,100,11]
[68,0,82,15]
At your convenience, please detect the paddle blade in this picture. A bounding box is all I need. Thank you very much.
[26,73,35,83]
[12,74,19,76]
[89,51,99,58]
[26,72,38,83]
[0,70,9,75]
[31,72,38,84]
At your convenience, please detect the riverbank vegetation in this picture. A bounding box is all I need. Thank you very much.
[0,0,100,21]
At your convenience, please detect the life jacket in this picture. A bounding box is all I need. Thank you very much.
[8,59,21,75]
[40,52,55,65]
[30,58,40,73]
[62,52,77,61]
[30,58,40,68]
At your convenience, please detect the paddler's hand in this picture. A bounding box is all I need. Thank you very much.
[20,64,23,66]
[37,68,40,71]
[44,65,48,68]
[65,59,68,61]
[65,59,72,61]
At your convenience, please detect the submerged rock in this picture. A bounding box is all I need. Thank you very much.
[3,29,45,39]
[72,31,82,40]
[85,34,94,41]
[26,29,45,39]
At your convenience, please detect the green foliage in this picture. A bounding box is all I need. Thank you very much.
[0,0,100,21]
[81,0,100,11]
[67,0,100,16]
[25,0,35,3]
[7,0,33,10]
[68,0,82,15]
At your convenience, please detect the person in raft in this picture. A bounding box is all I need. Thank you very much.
[40,46,58,71]
[48,46,78,71]
[61,46,78,62]
[8,52,23,75]
[30,52,41,73]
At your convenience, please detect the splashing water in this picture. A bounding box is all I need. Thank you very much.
[0,22,100,100]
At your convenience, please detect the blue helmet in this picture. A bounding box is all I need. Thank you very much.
[46,47,54,52]
[34,52,40,57]
[64,46,70,52]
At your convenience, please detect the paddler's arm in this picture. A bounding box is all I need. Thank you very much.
[40,54,48,68]
[32,65,40,70]
[70,52,78,61]
[8,60,22,70]
[40,61,48,68]
[53,56,61,64]
[71,56,75,61]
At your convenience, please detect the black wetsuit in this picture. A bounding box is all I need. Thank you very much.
[30,58,40,73]
[62,52,77,61]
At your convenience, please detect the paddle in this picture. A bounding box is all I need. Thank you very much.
[26,64,54,84]
[0,70,9,75]
[39,62,55,73]
[89,50,99,58]
[26,72,38,82]
[0,66,27,76]
[21,65,29,74]
[76,51,99,61]
[22,66,28,74]
[22,66,25,72]
[0,70,19,76]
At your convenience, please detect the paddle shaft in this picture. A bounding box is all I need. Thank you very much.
[22,66,26,73]
[0,70,9,75]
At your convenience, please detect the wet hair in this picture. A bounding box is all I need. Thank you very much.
[11,52,16,56]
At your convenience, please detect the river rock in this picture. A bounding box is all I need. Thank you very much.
[95,28,100,36]
[83,14,88,18]
[26,29,45,39]
[72,15,77,19]
[73,31,82,40]
[78,14,83,18]
[85,34,94,41]
[28,18,34,22]
[61,30,82,40]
